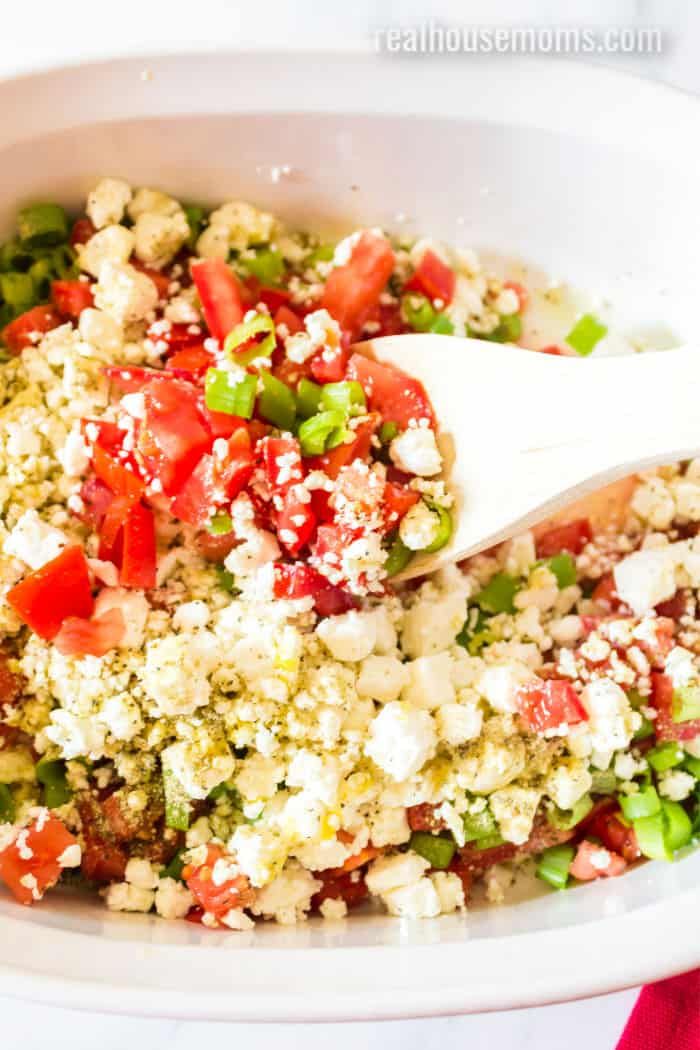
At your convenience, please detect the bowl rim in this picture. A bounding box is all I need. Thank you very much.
[0,48,698,1020]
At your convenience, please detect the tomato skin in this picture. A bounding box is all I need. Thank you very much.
[191,258,244,344]
[2,304,63,355]
[273,304,303,335]
[103,365,180,393]
[120,502,157,589]
[405,249,455,305]
[535,518,592,557]
[54,608,125,657]
[515,678,588,733]
[570,839,626,881]
[70,217,96,246]
[346,353,435,430]
[383,481,419,532]
[171,429,254,528]
[92,444,144,501]
[651,671,700,741]
[183,844,255,919]
[140,377,212,495]
[7,546,94,640]
[165,346,214,374]
[51,279,94,318]
[0,813,79,905]
[538,344,566,356]
[321,232,395,337]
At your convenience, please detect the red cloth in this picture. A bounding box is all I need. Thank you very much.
[616,970,700,1050]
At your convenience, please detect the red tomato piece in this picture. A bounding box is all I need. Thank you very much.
[383,481,420,532]
[7,546,94,640]
[655,589,690,620]
[570,839,626,881]
[191,258,244,344]
[165,346,214,375]
[2,305,63,355]
[276,491,317,556]
[272,563,357,617]
[81,419,128,455]
[120,503,157,589]
[0,653,22,707]
[77,476,114,529]
[274,304,303,335]
[582,802,641,863]
[130,259,170,299]
[53,608,125,657]
[650,671,700,741]
[515,679,588,733]
[308,413,380,480]
[346,354,435,429]
[92,444,144,500]
[70,217,96,246]
[171,429,254,528]
[103,365,177,393]
[405,249,455,305]
[535,518,592,557]
[309,344,349,384]
[140,377,212,495]
[590,572,626,611]
[254,285,291,314]
[321,232,395,338]
[262,436,304,491]
[183,844,255,919]
[311,871,369,912]
[503,279,529,313]
[538,344,566,356]
[51,279,94,319]
[98,494,133,556]
[0,812,79,905]
[195,529,239,562]
[407,803,446,833]
[452,841,517,877]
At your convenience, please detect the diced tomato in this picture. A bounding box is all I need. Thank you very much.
[407,803,446,833]
[103,365,177,393]
[570,839,626,881]
[172,429,254,528]
[98,494,133,556]
[51,279,94,319]
[309,344,349,384]
[522,820,575,855]
[2,304,63,355]
[383,481,419,532]
[0,812,79,905]
[635,616,676,667]
[503,279,529,313]
[165,346,214,375]
[655,589,690,620]
[7,546,94,640]
[651,671,700,741]
[375,300,407,337]
[92,444,144,500]
[200,402,249,440]
[139,377,212,494]
[183,844,255,919]
[70,217,96,246]
[78,799,129,883]
[276,491,317,556]
[274,304,303,335]
[195,529,239,562]
[155,321,205,353]
[451,841,517,877]
[130,259,170,299]
[591,572,625,610]
[404,249,455,305]
[120,503,156,589]
[582,802,641,863]
[101,791,146,841]
[262,436,304,491]
[272,563,357,617]
[311,871,369,912]
[191,258,244,344]
[253,284,291,315]
[515,678,588,733]
[309,488,334,524]
[53,608,125,657]
[0,653,21,707]
[321,232,395,337]
[309,413,380,480]
[535,518,592,557]
[77,476,114,529]
[347,353,435,430]
[81,419,128,455]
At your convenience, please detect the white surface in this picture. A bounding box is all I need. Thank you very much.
[1,0,697,1044]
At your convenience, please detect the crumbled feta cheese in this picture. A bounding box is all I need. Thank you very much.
[476,662,534,714]
[133,209,190,269]
[94,261,159,323]
[79,225,135,277]
[357,655,408,703]
[365,851,430,895]
[4,510,68,569]
[86,178,132,229]
[489,785,541,845]
[389,428,442,477]
[613,547,677,614]
[579,678,638,753]
[94,588,149,649]
[399,500,440,551]
[545,759,592,811]
[436,702,483,745]
[316,610,377,662]
[250,862,320,925]
[154,877,194,919]
[365,702,437,780]
[319,897,348,920]
[658,769,695,801]
[104,882,154,913]
[402,652,455,709]
[125,857,159,890]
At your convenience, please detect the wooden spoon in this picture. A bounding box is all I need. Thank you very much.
[354,335,699,580]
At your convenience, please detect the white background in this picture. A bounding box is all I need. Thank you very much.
[0,1,695,1046]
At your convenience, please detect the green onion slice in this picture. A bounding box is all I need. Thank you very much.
[319,380,366,416]
[384,533,413,577]
[536,844,575,890]
[297,409,347,455]
[421,502,453,554]
[475,572,520,615]
[565,313,608,356]
[409,830,456,870]
[35,758,72,809]
[257,371,297,431]
[546,552,577,589]
[547,794,593,831]
[672,684,700,723]
[296,378,322,419]
[205,368,257,418]
[18,203,69,249]
[224,312,276,367]
[241,248,285,286]
[619,785,661,821]
[647,742,685,773]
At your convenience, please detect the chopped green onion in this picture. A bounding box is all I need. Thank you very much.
[379,420,399,445]
[590,769,617,795]
[547,794,593,831]
[241,248,285,286]
[208,512,233,536]
[160,849,186,882]
[456,608,497,656]
[47,243,77,280]
[632,812,667,861]
[619,785,661,821]
[162,765,190,831]
[430,313,454,335]
[647,742,685,773]
[661,800,693,853]
[462,807,500,843]
[682,755,700,779]
[546,552,577,589]
[224,312,276,367]
[536,845,575,890]
[35,758,72,809]
[633,713,655,741]
[421,502,453,554]
[672,684,700,723]
[409,830,456,870]
[296,378,322,419]
[306,243,334,267]
[633,799,693,861]
[216,566,237,592]
[17,203,69,249]
[0,239,34,272]
[401,293,436,332]
[0,272,36,311]
[565,313,608,357]
[475,572,520,615]
[384,534,413,577]
[257,371,296,431]
[204,368,257,418]
[183,204,205,250]
[297,409,346,455]
[485,313,522,344]
[320,380,366,416]
[28,257,53,299]
[0,783,15,822]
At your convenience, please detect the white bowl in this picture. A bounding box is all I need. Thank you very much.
[1,51,699,1021]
